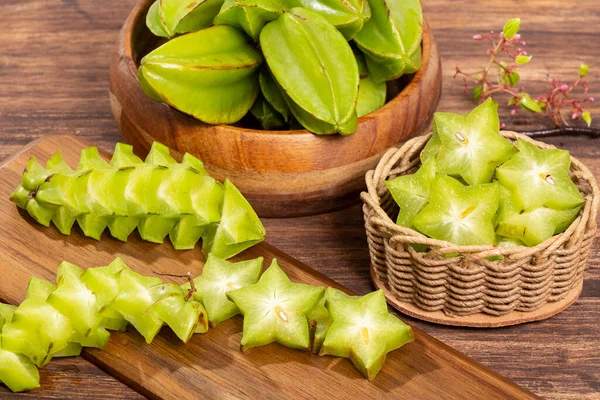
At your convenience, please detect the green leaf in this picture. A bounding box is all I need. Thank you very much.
[139,25,262,124]
[582,111,592,127]
[503,71,520,86]
[472,85,482,101]
[354,0,423,82]
[515,55,531,65]
[579,64,589,77]
[519,94,541,113]
[260,8,359,134]
[503,18,520,39]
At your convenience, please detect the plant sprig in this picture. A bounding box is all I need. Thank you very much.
[455,18,594,128]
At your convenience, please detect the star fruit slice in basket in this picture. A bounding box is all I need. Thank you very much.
[226,259,324,351]
[495,139,584,211]
[496,182,582,246]
[385,159,437,229]
[432,98,516,185]
[319,290,413,381]
[182,254,264,327]
[412,175,500,246]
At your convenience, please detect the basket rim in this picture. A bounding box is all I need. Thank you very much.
[361,130,600,261]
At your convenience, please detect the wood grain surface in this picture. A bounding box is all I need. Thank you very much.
[0,0,598,399]
[0,135,538,399]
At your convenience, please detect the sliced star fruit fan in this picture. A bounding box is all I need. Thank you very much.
[10,142,266,260]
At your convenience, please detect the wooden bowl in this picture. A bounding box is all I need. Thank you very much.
[109,0,442,217]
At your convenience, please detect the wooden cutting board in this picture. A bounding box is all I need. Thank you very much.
[0,135,537,399]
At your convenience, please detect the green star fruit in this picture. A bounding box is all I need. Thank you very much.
[354,0,422,83]
[0,349,40,393]
[354,49,386,117]
[495,139,584,211]
[319,290,413,381]
[288,0,371,40]
[250,96,287,130]
[139,25,263,125]
[307,287,354,354]
[412,175,500,246]
[226,259,324,351]
[182,254,264,327]
[146,0,225,39]
[258,68,291,123]
[214,0,285,42]
[11,142,265,259]
[385,159,437,229]
[260,8,359,135]
[433,98,516,185]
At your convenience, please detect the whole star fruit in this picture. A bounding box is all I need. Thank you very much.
[495,139,584,211]
[10,142,265,260]
[146,0,225,38]
[412,175,500,246]
[182,254,264,327]
[214,0,285,42]
[385,159,437,229]
[288,0,371,40]
[250,96,287,130]
[354,49,386,117]
[258,67,291,123]
[139,25,262,125]
[307,287,355,354]
[433,98,517,185]
[260,8,359,135]
[354,0,422,83]
[319,290,413,381]
[226,259,324,351]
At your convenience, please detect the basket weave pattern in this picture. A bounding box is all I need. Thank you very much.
[361,131,599,317]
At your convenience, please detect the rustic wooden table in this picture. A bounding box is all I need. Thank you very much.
[1,0,598,399]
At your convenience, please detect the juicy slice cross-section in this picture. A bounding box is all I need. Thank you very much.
[319,290,413,381]
[412,175,500,246]
[495,139,584,211]
[183,254,264,327]
[433,98,516,185]
[227,259,324,351]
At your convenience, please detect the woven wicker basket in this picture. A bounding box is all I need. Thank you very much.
[361,131,599,325]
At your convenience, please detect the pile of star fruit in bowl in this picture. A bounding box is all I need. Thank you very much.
[0,141,414,392]
[137,0,424,135]
[386,98,584,249]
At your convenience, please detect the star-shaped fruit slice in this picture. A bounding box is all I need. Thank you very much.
[385,159,437,228]
[495,139,584,211]
[307,287,354,354]
[319,290,413,381]
[226,259,324,351]
[496,182,581,246]
[433,98,516,184]
[183,254,264,327]
[412,175,500,246]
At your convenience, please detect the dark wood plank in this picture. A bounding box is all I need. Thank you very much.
[0,0,598,399]
[0,135,535,399]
